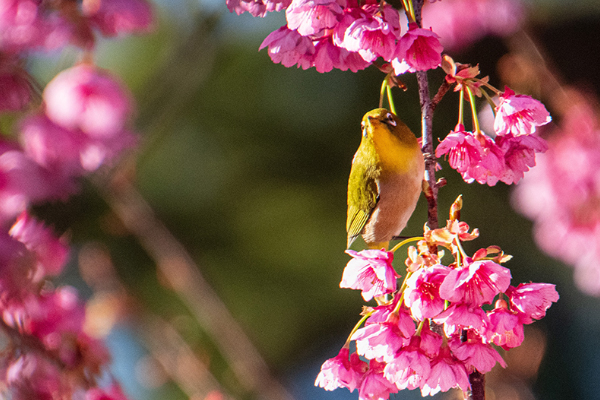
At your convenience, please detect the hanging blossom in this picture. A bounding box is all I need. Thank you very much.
[392,22,443,75]
[436,57,550,186]
[316,197,558,398]
[229,0,445,74]
[513,91,600,296]
[0,0,152,398]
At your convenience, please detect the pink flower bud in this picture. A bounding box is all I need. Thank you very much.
[43,65,133,138]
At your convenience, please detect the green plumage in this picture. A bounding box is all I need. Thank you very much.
[346,108,424,249]
[346,141,379,246]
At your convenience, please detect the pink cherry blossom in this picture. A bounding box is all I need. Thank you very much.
[439,260,511,307]
[391,23,443,74]
[0,60,31,111]
[362,296,402,325]
[0,232,34,300]
[449,332,506,373]
[83,0,154,37]
[25,287,85,343]
[358,360,398,400]
[495,133,547,184]
[226,0,292,17]
[286,0,344,37]
[435,125,483,174]
[352,309,415,362]
[338,4,400,62]
[259,26,315,69]
[437,128,512,186]
[383,336,431,390]
[403,264,449,320]
[9,212,68,278]
[418,322,443,358]
[312,37,370,73]
[485,300,524,349]
[85,384,130,400]
[341,249,399,301]
[0,144,57,222]
[19,114,86,180]
[0,0,74,52]
[420,346,470,396]
[468,132,506,186]
[494,87,551,136]
[20,114,137,177]
[43,64,133,138]
[433,303,489,332]
[506,283,559,324]
[6,354,64,399]
[511,98,600,295]
[315,347,367,392]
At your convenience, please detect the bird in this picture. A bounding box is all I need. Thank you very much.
[346,108,424,250]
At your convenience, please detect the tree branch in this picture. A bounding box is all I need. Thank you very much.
[98,177,295,400]
[413,0,484,398]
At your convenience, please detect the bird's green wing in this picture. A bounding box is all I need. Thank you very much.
[346,162,379,248]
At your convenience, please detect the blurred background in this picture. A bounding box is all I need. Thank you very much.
[28,0,600,399]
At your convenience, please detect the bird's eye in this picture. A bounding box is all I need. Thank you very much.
[385,113,397,127]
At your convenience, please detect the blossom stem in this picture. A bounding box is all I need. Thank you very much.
[387,84,397,115]
[346,310,374,344]
[431,79,451,111]
[458,88,465,126]
[397,271,414,301]
[481,89,497,117]
[474,78,501,95]
[415,319,425,336]
[413,0,438,247]
[467,371,486,400]
[379,77,387,109]
[390,236,424,253]
[454,235,469,265]
[466,86,481,133]
[401,0,416,22]
[416,77,438,234]
[413,0,485,398]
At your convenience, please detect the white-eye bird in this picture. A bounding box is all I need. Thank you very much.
[346,108,424,250]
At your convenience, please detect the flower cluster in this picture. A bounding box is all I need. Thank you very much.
[422,0,525,51]
[0,0,153,398]
[436,58,551,186]
[316,198,558,399]
[513,93,600,296]
[229,0,443,74]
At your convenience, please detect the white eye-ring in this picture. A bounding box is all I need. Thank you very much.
[385,113,397,126]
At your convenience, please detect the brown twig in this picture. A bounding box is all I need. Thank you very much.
[98,177,295,400]
[413,0,484,398]
[432,80,452,112]
[414,0,439,233]
[79,242,233,400]
[466,371,486,400]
